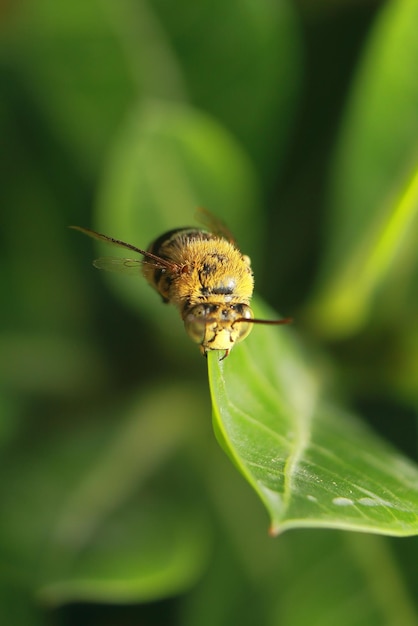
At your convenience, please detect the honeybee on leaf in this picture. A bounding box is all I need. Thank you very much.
[70,212,291,358]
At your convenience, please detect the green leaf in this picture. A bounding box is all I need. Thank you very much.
[39,498,209,605]
[308,0,418,338]
[185,455,418,626]
[309,164,418,338]
[208,297,418,536]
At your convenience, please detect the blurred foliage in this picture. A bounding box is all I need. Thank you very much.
[1,0,418,625]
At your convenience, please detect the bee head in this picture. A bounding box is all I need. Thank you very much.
[183,303,253,354]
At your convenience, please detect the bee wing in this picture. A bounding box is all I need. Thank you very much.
[93,256,179,274]
[195,208,236,243]
[70,225,181,273]
[93,257,143,274]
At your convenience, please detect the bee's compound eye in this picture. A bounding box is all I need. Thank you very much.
[236,321,252,342]
[184,305,207,344]
[234,305,253,343]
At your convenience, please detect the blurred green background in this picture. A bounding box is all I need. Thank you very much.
[1,0,418,624]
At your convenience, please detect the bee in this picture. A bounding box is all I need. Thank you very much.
[70,215,291,358]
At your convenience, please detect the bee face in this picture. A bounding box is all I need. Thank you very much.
[70,215,291,358]
[184,303,253,356]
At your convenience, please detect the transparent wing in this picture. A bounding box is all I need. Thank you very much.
[196,207,236,243]
[93,257,143,275]
[70,225,182,273]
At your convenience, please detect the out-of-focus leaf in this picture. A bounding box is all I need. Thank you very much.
[208,297,418,536]
[5,0,184,173]
[40,498,208,605]
[181,529,265,626]
[308,0,418,338]
[0,385,210,605]
[5,0,301,185]
[271,531,418,626]
[151,0,303,183]
[388,324,418,404]
[0,125,89,333]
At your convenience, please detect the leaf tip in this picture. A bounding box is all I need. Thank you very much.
[268,523,281,538]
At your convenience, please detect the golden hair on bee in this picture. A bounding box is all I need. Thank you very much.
[70,217,291,358]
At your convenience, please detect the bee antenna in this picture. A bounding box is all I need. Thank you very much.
[235,316,293,326]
